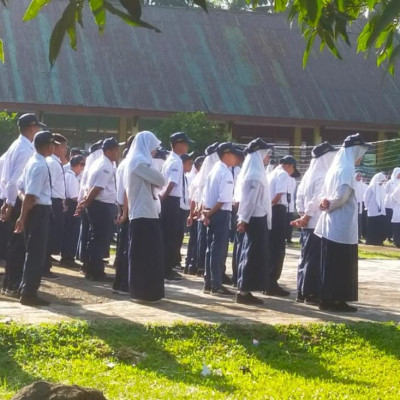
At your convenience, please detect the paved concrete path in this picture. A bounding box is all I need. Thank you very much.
[0,248,399,325]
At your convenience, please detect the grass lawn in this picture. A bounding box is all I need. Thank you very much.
[0,321,399,399]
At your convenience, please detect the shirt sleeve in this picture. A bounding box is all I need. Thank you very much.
[328,184,353,212]
[275,172,288,194]
[25,164,47,199]
[217,172,234,204]
[165,159,180,186]
[238,180,260,223]
[5,148,32,206]
[92,167,112,189]
[135,164,166,187]
[304,177,324,217]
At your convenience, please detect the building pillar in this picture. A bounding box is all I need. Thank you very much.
[293,126,302,160]
[376,130,386,167]
[119,117,128,144]
[313,126,322,145]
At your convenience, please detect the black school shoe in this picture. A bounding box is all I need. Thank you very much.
[319,301,358,312]
[211,285,235,296]
[236,292,263,305]
[20,295,50,306]
[263,286,291,297]
[85,273,114,282]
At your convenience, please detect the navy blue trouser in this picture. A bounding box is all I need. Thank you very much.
[61,199,81,261]
[86,200,116,278]
[196,221,207,271]
[185,220,198,272]
[20,205,51,297]
[204,210,231,290]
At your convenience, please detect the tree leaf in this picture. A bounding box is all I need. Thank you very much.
[305,0,322,26]
[23,0,52,21]
[104,1,161,32]
[388,43,400,64]
[1,0,7,7]
[49,1,76,67]
[303,29,316,68]
[274,0,288,13]
[0,39,4,63]
[89,0,106,33]
[193,0,208,12]
[367,0,400,48]
[76,1,84,27]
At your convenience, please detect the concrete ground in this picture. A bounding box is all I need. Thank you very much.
[0,247,399,325]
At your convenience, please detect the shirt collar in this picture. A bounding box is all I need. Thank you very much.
[51,154,62,163]
[101,154,113,168]
[34,152,46,162]
[19,135,34,149]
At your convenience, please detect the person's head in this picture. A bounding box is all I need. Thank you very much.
[194,155,205,172]
[89,140,103,155]
[280,155,300,178]
[342,133,373,165]
[126,134,135,152]
[355,172,363,182]
[102,137,120,162]
[170,132,194,155]
[70,155,85,176]
[33,131,56,157]
[245,138,273,166]
[216,142,244,167]
[181,153,194,173]
[52,133,68,160]
[69,147,82,159]
[18,114,46,142]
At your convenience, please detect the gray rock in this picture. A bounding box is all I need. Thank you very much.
[11,381,108,400]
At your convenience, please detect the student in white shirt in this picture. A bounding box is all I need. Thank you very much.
[15,131,55,306]
[60,155,85,267]
[76,137,119,281]
[123,131,166,303]
[160,132,194,282]
[236,138,273,305]
[354,172,368,241]
[1,114,44,297]
[364,172,387,246]
[266,155,300,297]
[176,153,194,269]
[315,133,372,312]
[44,133,68,279]
[202,142,244,296]
[291,142,337,305]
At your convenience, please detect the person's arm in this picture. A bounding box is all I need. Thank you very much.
[75,186,103,216]
[14,194,36,233]
[237,180,260,232]
[160,182,175,201]
[320,184,353,212]
[134,164,165,187]
[271,193,283,205]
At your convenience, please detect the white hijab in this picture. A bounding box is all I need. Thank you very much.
[368,172,387,212]
[192,152,219,203]
[235,149,270,203]
[124,131,161,186]
[321,145,369,198]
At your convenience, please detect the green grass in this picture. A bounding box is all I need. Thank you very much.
[0,321,400,399]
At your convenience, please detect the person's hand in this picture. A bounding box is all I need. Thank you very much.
[187,215,193,227]
[291,215,310,228]
[320,199,330,210]
[237,221,247,233]
[63,200,68,213]
[116,212,128,225]
[1,203,12,222]
[201,211,210,226]
[14,217,24,234]
[74,201,86,217]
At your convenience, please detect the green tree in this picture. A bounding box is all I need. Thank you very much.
[0,0,399,73]
[0,112,18,154]
[154,112,229,154]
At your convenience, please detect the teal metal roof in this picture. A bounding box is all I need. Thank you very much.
[1,1,400,128]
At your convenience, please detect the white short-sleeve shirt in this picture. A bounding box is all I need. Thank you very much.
[47,154,66,199]
[204,161,234,211]
[161,152,183,198]
[268,167,290,207]
[65,169,80,200]
[22,153,52,205]
[87,154,117,204]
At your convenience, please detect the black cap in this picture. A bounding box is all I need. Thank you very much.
[89,140,103,154]
[245,138,273,154]
[70,147,82,156]
[34,131,55,147]
[181,152,195,163]
[342,133,373,149]
[216,142,244,158]
[102,137,120,151]
[18,113,46,129]
[170,132,194,145]
[205,142,220,156]
[280,155,301,178]
[194,155,205,169]
[311,142,338,158]
[154,146,169,160]
[70,155,85,167]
